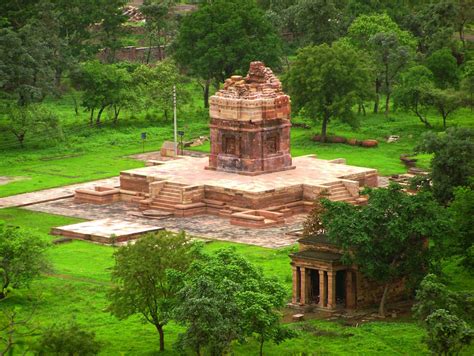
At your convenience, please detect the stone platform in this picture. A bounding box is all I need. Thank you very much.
[50,218,164,244]
[73,154,377,227]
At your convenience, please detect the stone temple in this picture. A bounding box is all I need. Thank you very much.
[207,61,293,175]
[74,62,378,228]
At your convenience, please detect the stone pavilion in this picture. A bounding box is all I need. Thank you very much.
[290,234,407,311]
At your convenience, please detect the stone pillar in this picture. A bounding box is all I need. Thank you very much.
[345,270,356,309]
[319,270,327,308]
[300,267,306,305]
[292,266,299,304]
[327,271,336,309]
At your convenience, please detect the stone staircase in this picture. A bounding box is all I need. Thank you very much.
[149,182,187,212]
[325,181,357,204]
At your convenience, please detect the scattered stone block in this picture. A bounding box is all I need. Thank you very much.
[292,314,305,322]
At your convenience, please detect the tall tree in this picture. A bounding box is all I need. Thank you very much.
[71,61,134,125]
[140,0,176,64]
[285,42,373,142]
[133,60,189,121]
[0,24,55,105]
[108,232,198,352]
[369,32,411,116]
[173,0,282,107]
[416,128,474,204]
[317,184,449,317]
[283,0,347,45]
[393,65,435,128]
[429,88,465,129]
[0,222,50,299]
[174,248,290,356]
[347,13,415,114]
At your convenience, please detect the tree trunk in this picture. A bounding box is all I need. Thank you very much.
[164,109,168,121]
[156,324,165,351]
[379,284,389,317]
[443,113,447,130]
[385,92,391,117]
[96,106,105,125]
[1,278,9,299]
[203,81,210,109]
[89,109,95,126]
[321,115,329,143]
[373,79,381,114]
[259,335,265,356]
[55,68,62,88]
[113,106,121,124]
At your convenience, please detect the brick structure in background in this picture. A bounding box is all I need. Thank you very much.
[290,234,407,311]
[207,62,294,175]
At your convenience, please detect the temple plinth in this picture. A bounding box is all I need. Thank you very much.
[206,61,294,175]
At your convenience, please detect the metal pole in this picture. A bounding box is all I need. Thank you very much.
[173,85,178,156]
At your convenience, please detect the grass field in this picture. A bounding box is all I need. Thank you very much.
[1,87,473,198]
[1,208,473,355]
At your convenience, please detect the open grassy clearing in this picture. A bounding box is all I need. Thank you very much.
[1,207,472,355]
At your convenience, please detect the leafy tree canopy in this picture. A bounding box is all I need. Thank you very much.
[108,231,199,352]
[426,48,460,89]
[285,42,373,142]
[173,0,282,107]
[0,222,50,300]
[174,248,289,356]
[416,128,474,204]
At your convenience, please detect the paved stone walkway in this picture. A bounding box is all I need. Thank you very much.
[25,199,304,248]
[0,177,119,208]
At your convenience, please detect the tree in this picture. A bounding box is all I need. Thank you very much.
[412,274,472,323]
[174,248,290,356]
[34,320,102,355]
[416,128,474,204]
[0,105,62,148]
[285,42,373,142]
[0,222,50,299]
[460,60,474,108]
[133,60,189,121]
[0,25,55,105]
[317,184,449,317]
[424,309,473,356]
[97,0,128,63]
[71,61,134,125]
[393,65,434,128]
[449,185,474,269]
[346,13,415,113]
[108,231,198,352]
[140,0,176,64]
[0,306,38,355]
[426,48,460,89]
[283,0,347,45]
[429,88,464,129]
[369,32,412,116]
[173,0,282,107]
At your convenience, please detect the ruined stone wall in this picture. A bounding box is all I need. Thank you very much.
[98,46,165,63]
[356,273,408,308]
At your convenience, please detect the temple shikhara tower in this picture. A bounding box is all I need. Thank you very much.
[207,62,294,175]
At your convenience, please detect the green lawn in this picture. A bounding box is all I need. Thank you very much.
[1,208,472,355]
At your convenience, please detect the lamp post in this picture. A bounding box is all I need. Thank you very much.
[173,85,177,156]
